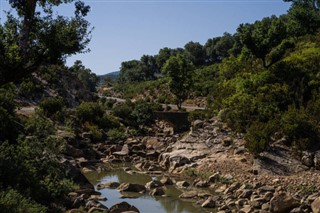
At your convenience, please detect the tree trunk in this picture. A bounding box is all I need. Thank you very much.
[19,0,37,57]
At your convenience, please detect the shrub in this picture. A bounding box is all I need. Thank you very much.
[245,121,277,155]
[76,102,105,124]
[132,100,155,125]
[0,189,47,213]
[39,96,66,118]
[107,128,127,142]
[281,106,319,150]
[25,112,56,139]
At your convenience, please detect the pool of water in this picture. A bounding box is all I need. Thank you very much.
[84,164,214,213]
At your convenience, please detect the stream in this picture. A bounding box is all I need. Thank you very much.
[84,164,214,213]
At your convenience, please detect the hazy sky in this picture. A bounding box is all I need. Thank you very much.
[0,0,291,75]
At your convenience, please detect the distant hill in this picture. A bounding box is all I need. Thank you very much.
[98,71,120,83]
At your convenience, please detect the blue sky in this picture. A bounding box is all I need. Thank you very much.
[0,0,291,75]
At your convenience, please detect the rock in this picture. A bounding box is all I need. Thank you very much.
[160,176,174,185]
[270,192,299,213]
[96,184,105,190]
[113,144,129,156]
[88,207,108,213]
[208,172,220,183]
[222,137,233,146]
[169,155,190,167]
[118,183,146,193]
[263,191,274,201]
[150,187,165,196]
[194,180,210,188]
[176,181,190,188]
[145,180,164,190]
[235,199,247,207]
[109,202,140,213]
[201,197,216,208]
[238,189,253,199]
[314,151,320,170]
[193,120,204,130]
[179,191,198,199]
[224,182,240,194]
[301,151,314,167]
[258,185,275,194]
[261,203,270,211]
[234,147,247,155]
[239,205,254,213]
[312,197,320,213]
[104,182,120,189]
[88,195,107,201]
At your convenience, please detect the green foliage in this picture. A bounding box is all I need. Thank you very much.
[25,112,56,139]
[70,60,98,92]
[245,121,277,155]
[237,15,288,67]
[184,41,206,66]
[281,106,319,150]
[39,96,66,118]
[18,78,43,99]
[0,189,47,213]
[76,102,105,124]
[131,100,156,125]
[107,128,127,142]
[163,54,195,109]
[0,84,19,142]
[113,100,159,127]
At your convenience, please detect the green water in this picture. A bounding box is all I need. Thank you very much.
[84,164,214,213]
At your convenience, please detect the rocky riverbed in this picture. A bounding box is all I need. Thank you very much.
[64,117,320,213]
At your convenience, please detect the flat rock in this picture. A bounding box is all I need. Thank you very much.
[312,197,320,213]
[270,192,299,213]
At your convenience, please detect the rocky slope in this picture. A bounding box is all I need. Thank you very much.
[79,117,320,213]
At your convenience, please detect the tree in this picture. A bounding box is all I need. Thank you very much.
[204,32,235,64]
[285,0,320,35]
[140,55,159,79]
[69,60,98,92]
[156,47,184,72]
[184,41,206,66]
[163,54,195,110]
[119,60,145,82]
[0,0,91,85]
[237,16,288,68]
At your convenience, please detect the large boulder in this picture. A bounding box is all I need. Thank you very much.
[118,183,146,193]
[270,192,299,213]
[109,202,140,213]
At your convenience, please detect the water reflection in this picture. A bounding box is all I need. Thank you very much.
[85,164,213,213]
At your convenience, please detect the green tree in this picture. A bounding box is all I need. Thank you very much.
[163,54,195,109]
[0,0,91,85]
[285,0,320,35]
[237,16,288,68]
[204,32,235,64]
[69,60,98,92]
[184,41,206,66]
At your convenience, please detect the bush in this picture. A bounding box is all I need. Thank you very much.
[76,102,105,124]
[0,189,47,213]
[107,128,127,142]
[25,112,56,139]
[245,121,277,155]
[281,106,319,150]
[39,96,66,118]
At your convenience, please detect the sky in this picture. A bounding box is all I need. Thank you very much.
[0,0,291,75]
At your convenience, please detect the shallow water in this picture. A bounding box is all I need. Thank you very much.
[85,164,214,213]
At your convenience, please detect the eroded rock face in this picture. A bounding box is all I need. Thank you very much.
[109,201,140,213]
[270,192,299,213]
